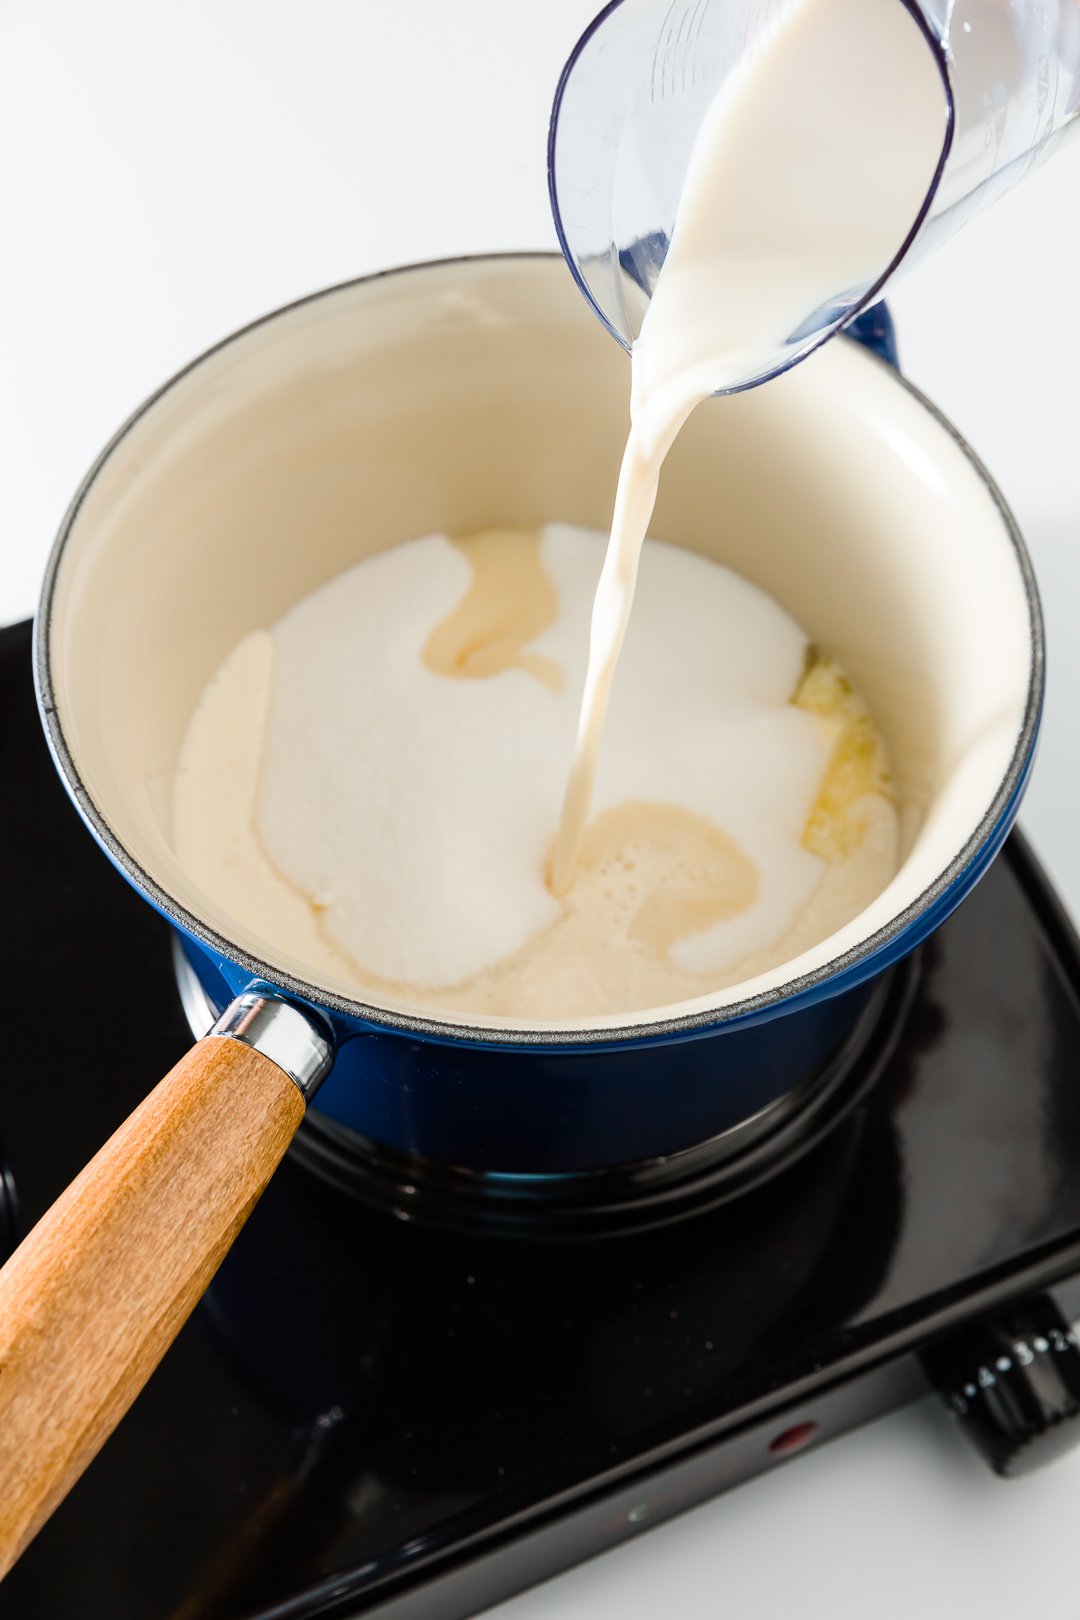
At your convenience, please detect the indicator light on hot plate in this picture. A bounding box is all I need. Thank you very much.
[923,1296,1080,1477]
[768,1421,819,1456]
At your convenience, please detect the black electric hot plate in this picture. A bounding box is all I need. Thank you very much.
[6,618,1080,1620]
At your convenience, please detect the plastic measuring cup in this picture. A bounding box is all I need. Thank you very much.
[549,0,1080,390]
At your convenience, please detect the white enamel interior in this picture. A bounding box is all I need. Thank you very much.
[43,256,1036,1033]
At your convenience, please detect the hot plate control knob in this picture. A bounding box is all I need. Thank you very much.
[923,1296,1080,1478]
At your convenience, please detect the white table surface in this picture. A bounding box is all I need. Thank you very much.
[3,4,1080,1614]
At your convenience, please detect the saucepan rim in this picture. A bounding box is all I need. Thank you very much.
[34,251,1045,1049]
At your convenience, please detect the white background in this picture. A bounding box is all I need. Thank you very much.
[3,3,1080,1614]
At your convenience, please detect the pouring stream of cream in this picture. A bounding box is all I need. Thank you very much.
[549,0,946,895]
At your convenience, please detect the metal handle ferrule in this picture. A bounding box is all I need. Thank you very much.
[209,993,332,1102]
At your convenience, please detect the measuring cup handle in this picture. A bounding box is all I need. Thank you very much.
[0,993,331,1578]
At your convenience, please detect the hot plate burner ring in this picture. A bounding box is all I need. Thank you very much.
[175,943,916,1238]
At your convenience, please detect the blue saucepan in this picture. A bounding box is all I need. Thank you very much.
[35,255,1042,1172]
[0,256,1040,1574]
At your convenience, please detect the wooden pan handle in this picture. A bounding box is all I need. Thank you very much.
[0,1000,329,1579]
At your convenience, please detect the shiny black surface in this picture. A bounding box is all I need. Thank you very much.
[6,616,1080,1619]
[0,1146,15,1266]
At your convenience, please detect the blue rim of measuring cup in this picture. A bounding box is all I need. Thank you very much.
[546,0,956,391]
